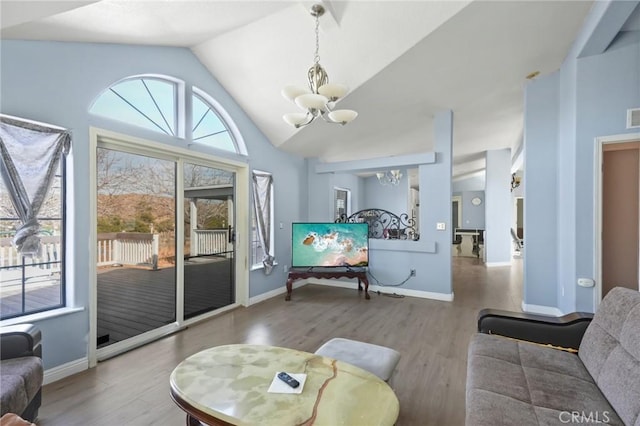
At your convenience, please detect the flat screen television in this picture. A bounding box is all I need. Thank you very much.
[291,222,369,268]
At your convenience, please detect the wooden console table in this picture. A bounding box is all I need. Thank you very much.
[285,269,370,301]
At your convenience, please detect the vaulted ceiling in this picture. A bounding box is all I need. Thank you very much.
[1,0,594,176]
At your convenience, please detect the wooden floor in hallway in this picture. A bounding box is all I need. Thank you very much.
[38,257,522,426]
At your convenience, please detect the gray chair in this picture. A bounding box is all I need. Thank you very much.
[510,228,523,253]
[0,324,43,422]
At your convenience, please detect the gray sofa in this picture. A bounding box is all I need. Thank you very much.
[466,287,640,426]
[0,324,43,422]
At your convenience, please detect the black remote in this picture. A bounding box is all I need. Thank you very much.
[277,372,300,388]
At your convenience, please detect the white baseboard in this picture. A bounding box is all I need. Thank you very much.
[485,261,512,267]
[521,301,563,316]
[44,357,88,385]
[248,280,308,305]
[308,279,454,302]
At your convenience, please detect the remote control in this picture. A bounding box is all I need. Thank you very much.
[277,372,300,388]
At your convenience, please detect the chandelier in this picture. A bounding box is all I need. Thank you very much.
[282,4,357,128]
[376,170,403,186]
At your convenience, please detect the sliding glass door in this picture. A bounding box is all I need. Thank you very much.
[94,146,237,355]
[183,163,235,319]
[96,148,177,348]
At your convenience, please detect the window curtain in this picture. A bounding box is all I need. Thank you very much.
[251,171,274,274]
[0,115,71,256]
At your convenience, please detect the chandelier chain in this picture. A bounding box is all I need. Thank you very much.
[314,14,321,65]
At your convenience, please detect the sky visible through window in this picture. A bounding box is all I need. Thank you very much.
[91,77,237,153]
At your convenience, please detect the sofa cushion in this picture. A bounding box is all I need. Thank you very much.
[579,287,640,426]
[0,356,43,417]
[0,375,28,417]
[467,333,623,426]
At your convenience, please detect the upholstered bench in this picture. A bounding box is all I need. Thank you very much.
[315,337,400,382]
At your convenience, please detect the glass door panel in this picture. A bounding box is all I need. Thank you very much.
[96,148,176,348]
[183,163,235,319]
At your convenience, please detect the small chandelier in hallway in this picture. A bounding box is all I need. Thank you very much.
[377,170,403,186]
[282,4,358,128]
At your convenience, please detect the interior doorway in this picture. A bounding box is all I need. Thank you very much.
[452,196,462,243]
[596,135,640,305]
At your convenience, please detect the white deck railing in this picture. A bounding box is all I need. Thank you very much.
[0,236,62,271]
[97,233,159,269]
[192,229,230,258]
[97,230,230,268]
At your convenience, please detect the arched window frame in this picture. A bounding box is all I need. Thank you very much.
[89,75,247,156]
[191,86,247,156]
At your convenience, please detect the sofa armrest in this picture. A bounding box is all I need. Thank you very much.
[477,309,594,350]
[0,324,42,359]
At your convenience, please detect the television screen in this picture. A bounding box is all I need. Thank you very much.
[292,222,369,268]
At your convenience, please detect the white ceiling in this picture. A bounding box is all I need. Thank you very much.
[0,0,594,176]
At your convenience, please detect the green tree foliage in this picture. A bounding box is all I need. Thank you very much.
[97,216,124,233]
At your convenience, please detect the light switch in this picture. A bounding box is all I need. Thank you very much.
[436,222,446,231]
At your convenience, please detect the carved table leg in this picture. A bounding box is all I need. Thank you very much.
[359,276,370,300]
[285,276,294,301]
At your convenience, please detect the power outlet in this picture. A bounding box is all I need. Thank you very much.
[410,269,416,277]
[436,222,446,230]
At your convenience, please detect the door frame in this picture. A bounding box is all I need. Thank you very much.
[89,127,249,366]
[452,195,462,230]
[334,187,351,220]
[594,132,640,310]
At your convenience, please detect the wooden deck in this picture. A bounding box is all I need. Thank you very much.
[1,257,234,348]
[98,257,234,347]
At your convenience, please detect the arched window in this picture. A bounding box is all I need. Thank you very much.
[90,76,246,155]
[192,91,236,153]
[91,76,177,136]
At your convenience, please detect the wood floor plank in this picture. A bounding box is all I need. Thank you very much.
[39,257,522,426]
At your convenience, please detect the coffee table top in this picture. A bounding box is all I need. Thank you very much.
[170,344,399,426]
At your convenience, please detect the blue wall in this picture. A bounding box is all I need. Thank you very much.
[0,40,306,369]
[363,169,410,215]
[306,116,453,298]
[524,74,560,308]
[574,33,640,311]
[523,0,640,313]
[453,191,485,229]
[485,149,512,265]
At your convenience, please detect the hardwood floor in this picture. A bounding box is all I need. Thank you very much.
[38,257,522,426]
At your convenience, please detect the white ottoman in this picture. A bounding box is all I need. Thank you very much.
[314,338,400,382]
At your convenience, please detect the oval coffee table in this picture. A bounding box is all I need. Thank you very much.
[170,344,399,426]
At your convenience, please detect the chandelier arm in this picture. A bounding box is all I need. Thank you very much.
[293,112,317,129]
[318,111,345,125]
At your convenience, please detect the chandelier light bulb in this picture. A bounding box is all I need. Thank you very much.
[282,86,310,102]
[295,93,329,110]
[283,113,310,127]
[327,109,358,125]
[377,170,403,186]
[318,83,349,101]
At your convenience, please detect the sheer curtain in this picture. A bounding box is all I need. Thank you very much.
[0,114,70,256]
[252,171,275,274]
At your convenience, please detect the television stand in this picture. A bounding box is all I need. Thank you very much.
[285,268,370,301]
